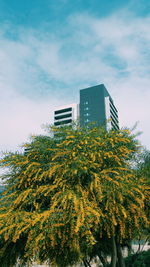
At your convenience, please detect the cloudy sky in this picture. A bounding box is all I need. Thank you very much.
[0,0,150,152]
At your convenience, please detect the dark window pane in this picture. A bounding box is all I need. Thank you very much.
[54,119,72,126]
[55,113,72,120]
[55,108,72,115]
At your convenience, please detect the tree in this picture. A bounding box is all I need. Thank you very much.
[134,150,150,252]
[137,150,150,182]
[0,125,149,266]
[125,249,150,267]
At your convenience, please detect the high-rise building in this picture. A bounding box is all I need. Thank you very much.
[80,84,119,130]
[54,103,79,127]
[53,84,119,130]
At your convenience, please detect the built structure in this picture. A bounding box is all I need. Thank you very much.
[80,84,119,130]
[54,103,79,127]
[53,84,119,130]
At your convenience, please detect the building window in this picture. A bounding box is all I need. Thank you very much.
[55,107,72,115]
[83,113,90,117]
[55,113,72,120]
[84,107,89,110]
[84,101,89,105]
[54,119,72,126]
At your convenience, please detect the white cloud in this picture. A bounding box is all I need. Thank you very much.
[67,11,150,148]
[113,76,150,148]
[0,7,150,153]
[0,91,61,152]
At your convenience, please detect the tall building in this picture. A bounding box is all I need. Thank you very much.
[54,103,79,127]
[80,84,119,130]
[53,84,119,130]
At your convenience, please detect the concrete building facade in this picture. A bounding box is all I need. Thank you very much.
[54,103,79,127]
[80,84,119,130]
[53,84,119,130]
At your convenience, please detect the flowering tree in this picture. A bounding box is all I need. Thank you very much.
[0,125,149,267]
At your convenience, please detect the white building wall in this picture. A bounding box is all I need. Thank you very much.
[54,103,79,125]
[104,96,111,130]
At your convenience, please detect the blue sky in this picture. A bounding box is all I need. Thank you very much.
[0,0,150,152]
[0,0,133,26]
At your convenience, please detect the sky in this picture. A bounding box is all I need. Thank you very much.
[0,0,150,153]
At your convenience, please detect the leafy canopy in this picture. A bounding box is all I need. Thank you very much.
[0,125,149,266]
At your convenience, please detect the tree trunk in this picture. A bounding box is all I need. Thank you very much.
[116,241,125,267]
[110,236,117,267]
[83,259,88,267]
[86,259,92,267]
[127,241,132,256]
[83,259,92,267]
[97,252,107,267]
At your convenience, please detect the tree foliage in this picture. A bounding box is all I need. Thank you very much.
[0,125,149,266]
[124,249,150,267]
[135,150,150,249]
